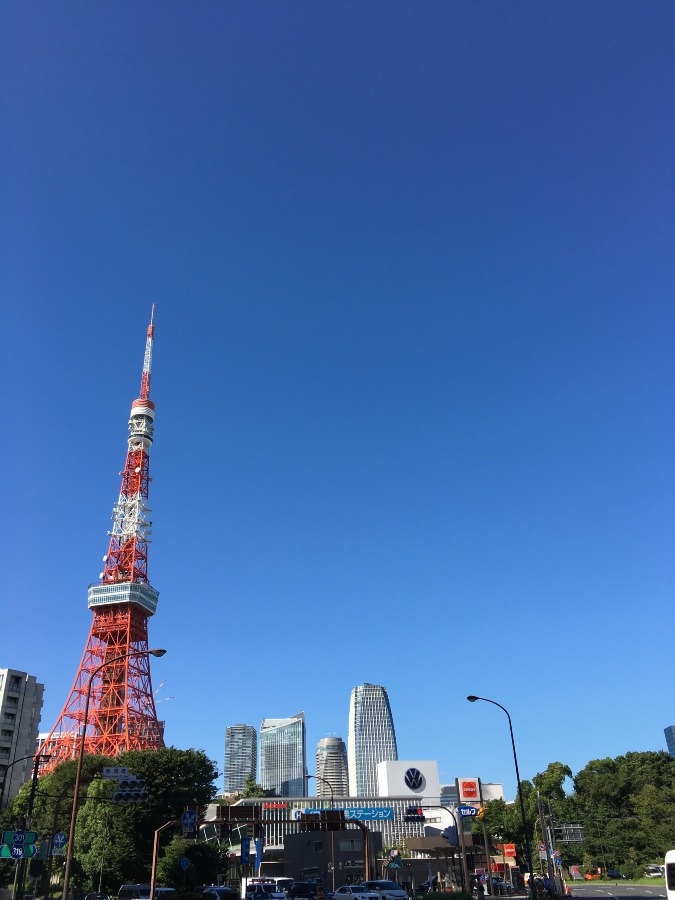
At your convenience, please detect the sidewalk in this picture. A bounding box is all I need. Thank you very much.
[1,888,13,900]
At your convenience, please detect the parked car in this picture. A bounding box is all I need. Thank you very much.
[201,889,240,900]
[358,882,407,900]
[644,865,664,878]
[118,886,176,900]
[287,885,321,900]
[333,887,380,900]
[606,870,626,880]
[245,885,286,900]
[85,893,111,900]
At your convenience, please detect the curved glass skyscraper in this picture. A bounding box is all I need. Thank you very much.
[348,683,398,796]
[316,736,349,797]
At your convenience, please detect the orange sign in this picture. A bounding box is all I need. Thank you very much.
[503,844,517,858]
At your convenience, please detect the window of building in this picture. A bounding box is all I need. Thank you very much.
[9,676,22,692]
[0,729,12,739]
[3,713,16,723]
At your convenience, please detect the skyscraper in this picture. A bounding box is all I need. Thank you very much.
[224,724,257,794]
[665,726,675,757]
[348,683,398,796]
[260,712,306,797]
[0,669,44,804]
[316,736,349,797]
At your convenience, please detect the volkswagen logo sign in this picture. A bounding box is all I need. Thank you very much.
[404,767,425,791]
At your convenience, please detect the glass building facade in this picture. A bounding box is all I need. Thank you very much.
[224,724,257,794]
[347,683,398,796]
[316,736,349,797]
[260,712,306,797]
[665,725,675,757]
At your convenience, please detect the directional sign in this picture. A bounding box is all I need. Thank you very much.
[181,810,197,835]
[1,831,38,846]
[53,832,67,850]
[180,857,190,871]
[0,845,37,859]
[458,805,478,817]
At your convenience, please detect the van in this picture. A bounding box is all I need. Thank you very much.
[665,851,675,900]
[118,887,176,900]
[118,886,151,900]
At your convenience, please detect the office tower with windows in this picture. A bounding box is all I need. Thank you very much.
[316,736,349,797]
[348,683,398,796]
[260,712,306,797]
[0,669,44,804]
[665,726,675,757]
[224,724,257,794]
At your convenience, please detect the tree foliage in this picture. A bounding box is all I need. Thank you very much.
[7,747,218,893]
[473,754,675,878]
[156,834,221,889]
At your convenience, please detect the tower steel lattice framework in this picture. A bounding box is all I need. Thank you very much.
[41,310,165,772]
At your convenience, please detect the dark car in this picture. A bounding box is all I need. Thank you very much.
[606,870,626,880]
[287,884,320,900]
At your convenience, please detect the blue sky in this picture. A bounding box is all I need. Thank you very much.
[1,2,673,800]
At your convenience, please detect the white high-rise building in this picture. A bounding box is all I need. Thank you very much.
[316,736,349,797]
[224,724,257,794]
[0,669,44,804]
[347,683,398,797]
[260,712,306,797]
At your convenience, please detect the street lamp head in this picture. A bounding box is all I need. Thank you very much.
[467,695,479,702]
[149,648,167,657]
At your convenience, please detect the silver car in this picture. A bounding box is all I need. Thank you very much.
[359,882,407,900]
[334,888,380,900]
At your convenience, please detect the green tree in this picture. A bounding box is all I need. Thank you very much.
[241,775,264,799]
[23,747,218,892]
[156,834,220,889]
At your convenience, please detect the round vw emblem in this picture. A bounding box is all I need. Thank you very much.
[404,767,425,791]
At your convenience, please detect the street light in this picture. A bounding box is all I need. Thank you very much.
[305,774,336,891]
[466,696,535,900]
[62,648,166,900]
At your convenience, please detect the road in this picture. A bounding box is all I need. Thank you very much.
[568,884,666,900]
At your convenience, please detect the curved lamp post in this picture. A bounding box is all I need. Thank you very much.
[62,648,166,900]
[305,774,336,891]
[466,696,535,899]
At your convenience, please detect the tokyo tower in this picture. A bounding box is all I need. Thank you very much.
[42,310,165,772]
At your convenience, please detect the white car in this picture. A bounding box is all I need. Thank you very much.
[644,866,664,878]
[246,886,286,900]
[334,888,380,900]
[359,882,407,900]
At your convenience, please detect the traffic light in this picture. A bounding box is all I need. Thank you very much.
[441,826,458,844]
[112,773,149,803]
[404,806,426,822]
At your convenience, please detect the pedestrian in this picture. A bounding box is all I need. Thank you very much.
[477,881,485,900]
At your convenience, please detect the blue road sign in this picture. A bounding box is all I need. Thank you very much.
[180,857,190,871]
[343,807,394,821]
[181,810,197,833]
[13,831,26,845]
[241,836,251,865]
[458,805,478,817]
[53,832,67,850]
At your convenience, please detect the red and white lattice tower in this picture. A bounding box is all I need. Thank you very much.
[41,310,165,772]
